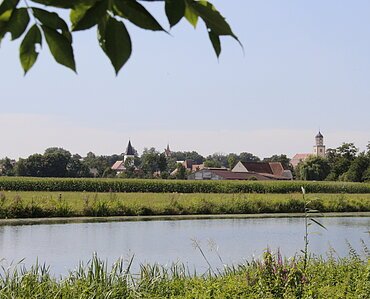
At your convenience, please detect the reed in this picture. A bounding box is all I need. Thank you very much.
[0,249,368,298]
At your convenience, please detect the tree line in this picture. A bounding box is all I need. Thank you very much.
[0,142,369,182]
[0,147,289,179]
[296,142,370,182]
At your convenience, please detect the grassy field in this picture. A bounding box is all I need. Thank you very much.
[0,250,368,298]
[0,191,369,218]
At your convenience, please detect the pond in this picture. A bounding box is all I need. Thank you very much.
[0,216,369,275]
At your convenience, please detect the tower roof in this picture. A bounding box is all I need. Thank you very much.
[315,131,323,138]
[126,140,135,156]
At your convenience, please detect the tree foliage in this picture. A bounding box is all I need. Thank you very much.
[0,0,239,74]
[297,155,330,181]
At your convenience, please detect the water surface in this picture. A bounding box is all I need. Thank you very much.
[0,217,368,275]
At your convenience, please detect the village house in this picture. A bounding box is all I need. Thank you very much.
[232,161,293,180]
[188,161,292,181]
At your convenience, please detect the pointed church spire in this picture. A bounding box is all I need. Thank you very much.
[126,140,135,156]
[164,143,172,157]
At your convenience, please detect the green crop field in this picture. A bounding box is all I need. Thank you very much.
[0,177,370,193]
[0,191,369,219]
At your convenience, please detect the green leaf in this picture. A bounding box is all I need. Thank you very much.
[184,1,198,28]
[71,0,108,31]
[98,16,131,75]
[32,8,72,42]
[113,0,164,31]
[191,0,236,38]
[97,16,107,52]
[0,0,19,15]
[208,30,220,57]
[41,25,76,72]
[0,21,7,44]
[30,0,98,9]
[165,0,185,28]
[19,24,42,74]
[0,8,12,44]
[309,218,327,230]
[7,7,29,40]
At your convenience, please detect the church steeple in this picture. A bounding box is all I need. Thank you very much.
[313,131,326,157]
[124,140,135,165]
[126,140,135,156]
[164,143,171,157]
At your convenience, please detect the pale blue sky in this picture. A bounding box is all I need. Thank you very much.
[1,0,369,158]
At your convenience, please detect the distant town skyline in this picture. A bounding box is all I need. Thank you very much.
[1,1,369,159]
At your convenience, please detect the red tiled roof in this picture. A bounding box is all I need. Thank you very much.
[269,162,284,176]
[241,162,273,174]
[111,161,124,170]
[211,170,273,180]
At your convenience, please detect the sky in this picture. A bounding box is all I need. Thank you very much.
[1,0,369,159]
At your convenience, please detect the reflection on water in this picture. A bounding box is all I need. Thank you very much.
[0,217,369,275]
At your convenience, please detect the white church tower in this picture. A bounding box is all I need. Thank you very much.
[313,131,326,157]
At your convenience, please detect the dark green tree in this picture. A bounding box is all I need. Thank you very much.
[82,152,111,177]
[140,147,160,177]
[326,143,358,180]
[43,147,72,177]
[157,153,168,172]
[239,152,260,162]
[175,163,187,179]
[102,167,117,178]
[298,155,330,181]
[343,153,370,182]
[17,153,45,176]
[170,151,205,164]
[203,159,221,168]
[205,153,227,167]
[67,154,91,177]
[227,153,238,170]
[0,157,15,176]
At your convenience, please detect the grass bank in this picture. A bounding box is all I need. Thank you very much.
[1,177,370,193]
[0,251,368,298]
[0,191,369,218]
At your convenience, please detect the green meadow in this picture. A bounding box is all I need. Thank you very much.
[0,191,369,218]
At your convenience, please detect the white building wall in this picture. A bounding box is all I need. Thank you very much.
[231,161,248,172]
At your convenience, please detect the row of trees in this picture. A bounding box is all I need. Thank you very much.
[1,142,369,182]
[296,143,370,182]
[0,147,289,179]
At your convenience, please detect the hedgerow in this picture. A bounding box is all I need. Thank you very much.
[0,177,370,193]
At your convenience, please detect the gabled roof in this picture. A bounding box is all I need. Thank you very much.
[240,161,273,174]
[212,170,272,180]
[111,160,125,170]
[269,162,285,176]
[126,140,135,156]
[315,131,323,138]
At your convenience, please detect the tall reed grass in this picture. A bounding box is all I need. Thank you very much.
[0,248,368,298]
